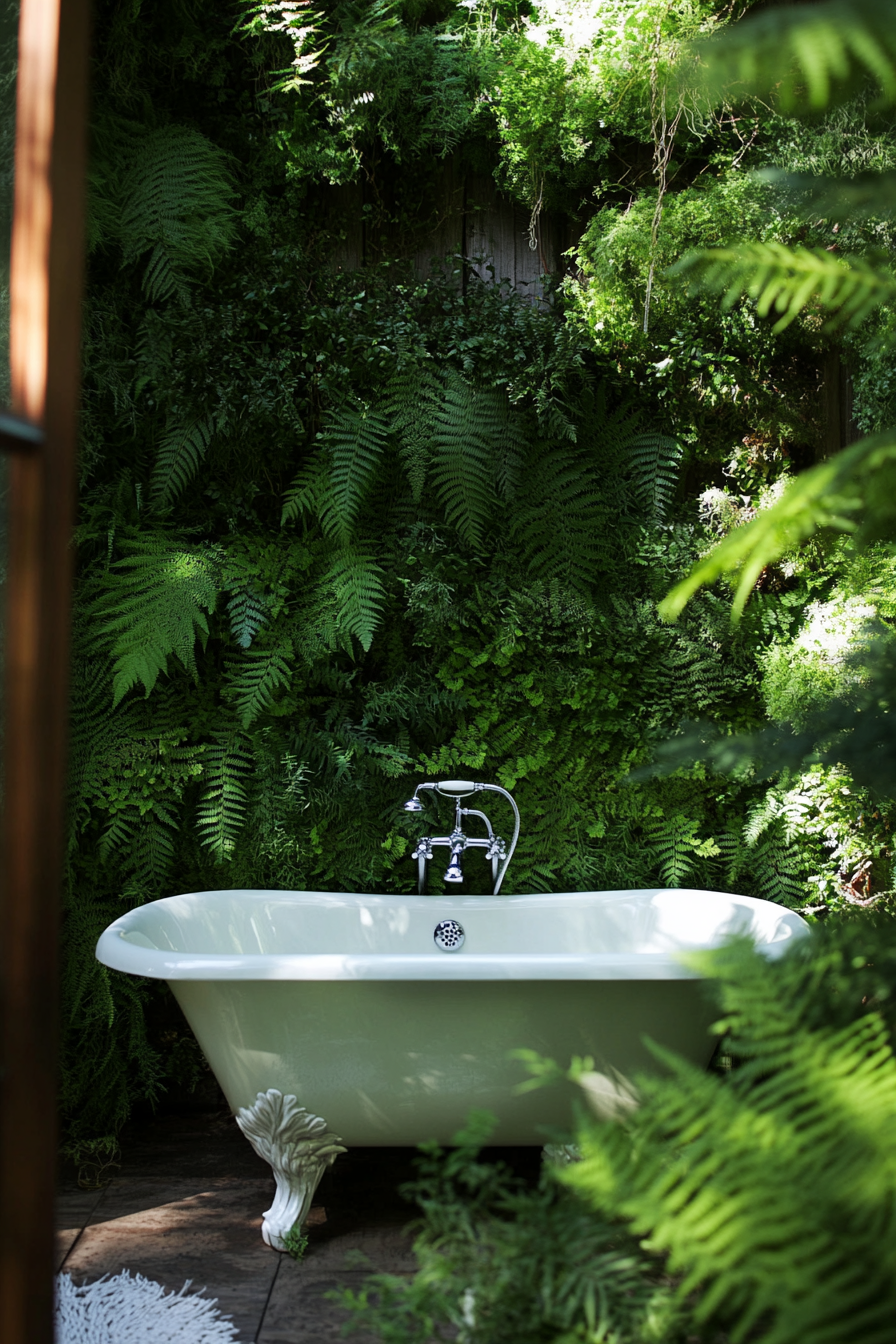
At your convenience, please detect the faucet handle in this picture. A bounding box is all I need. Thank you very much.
[486,834,507,862]
[411,837,434,861]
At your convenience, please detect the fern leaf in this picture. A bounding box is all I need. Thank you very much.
[93,538,219,704]
[281,457,330,527]
[97,810,139,863]
[751,838,806,907]
[125,813,179,898]
[239,1,325,94]
[225,586,270,648]
[566,939,896,1344]
[511,445,611,592]
[649,814,699,887]
[224,642,294,727]
[140,242,185,305]
[628,433,681,520]
[68,659,134,842]
[660,431,896,621]
[671,243,896,333]
[319,404,390,542]
[431,375,519,548]
[691,0,896,113]
[196,734,252,861]
[118,124,237,301]
[739,794,810,906]
[320,548,386,652]
[384,366,442,503]
[151,414,215,506]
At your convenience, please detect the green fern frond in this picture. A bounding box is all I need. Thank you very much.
[511,446,611,592]
[430,375,521,548]
[123,812,179,899]
[628,433,681,520]
[81,717,200,896]
[97,809,139,862]
[649,814,700,887]
[94,538,220,703]
[118,124,237,301]
[225,586,270,648]
[150,413,215,506]
[659,637,737,714]
[141,243,188,305]
[585,386,645,456]
[750,839,806,907]
[384,366,442,503]
[196,733,252,861]
[671,244,896,333]
[691,0,896,113]
[320,547,386,652]
[319,404,390,542]
[660,431,896,621]
[224,642,294,727]
[238,0,326,94]
[281,457,329,527]
[431,377,495,548]
[68,659,133,842]
[736,794,813,906]
[537,399,579,443]
[566,936,896,1344]
[743,793,782,848]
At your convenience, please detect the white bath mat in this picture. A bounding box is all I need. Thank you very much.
[56,1269,239,1343]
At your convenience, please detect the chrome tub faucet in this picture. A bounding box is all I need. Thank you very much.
[402,780,520,894]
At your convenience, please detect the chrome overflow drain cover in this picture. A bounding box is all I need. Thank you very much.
[434,919,465,952]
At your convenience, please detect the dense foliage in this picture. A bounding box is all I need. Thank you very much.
[67,0,896,1141]
[343,912,896,1344]
[331,11,896,1344]
[563,916,896,1344]
[339,1112,678,1344]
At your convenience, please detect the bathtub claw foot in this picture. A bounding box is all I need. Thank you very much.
[235,1089,347,1251]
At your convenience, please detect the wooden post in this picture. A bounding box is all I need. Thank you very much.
[821,349,841,460]
[0,0,89,1341]
[821,348,861,460]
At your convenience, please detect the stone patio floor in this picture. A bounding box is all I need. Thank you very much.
[56,1106,542,1343]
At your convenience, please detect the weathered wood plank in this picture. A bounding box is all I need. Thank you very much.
[465,174,563,303]
[465,173,517,289]
[323,164,573,304]
[414,154,464,278]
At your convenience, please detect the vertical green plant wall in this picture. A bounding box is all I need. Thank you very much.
[67,0,896,1140]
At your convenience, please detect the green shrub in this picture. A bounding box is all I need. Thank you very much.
[344,918,896,1344]
[565,918,896,1344]
[338,1112,678,1344]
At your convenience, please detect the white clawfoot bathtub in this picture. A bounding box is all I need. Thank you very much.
[96,887,806,1248]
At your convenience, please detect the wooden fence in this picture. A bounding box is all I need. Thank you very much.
[324,158,581,301]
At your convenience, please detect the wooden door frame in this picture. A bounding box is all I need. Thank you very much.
[0,0,90,1340]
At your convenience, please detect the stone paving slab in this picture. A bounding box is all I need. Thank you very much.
[54,1172,417,1341]
[57,1176,278,1341]
[55,1111,542,1342]
[298,1222,418,1278]
[55,1188,107,1271]
[258,1268,411,1344]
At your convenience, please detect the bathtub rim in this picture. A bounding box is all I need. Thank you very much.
[95,886,808,982]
